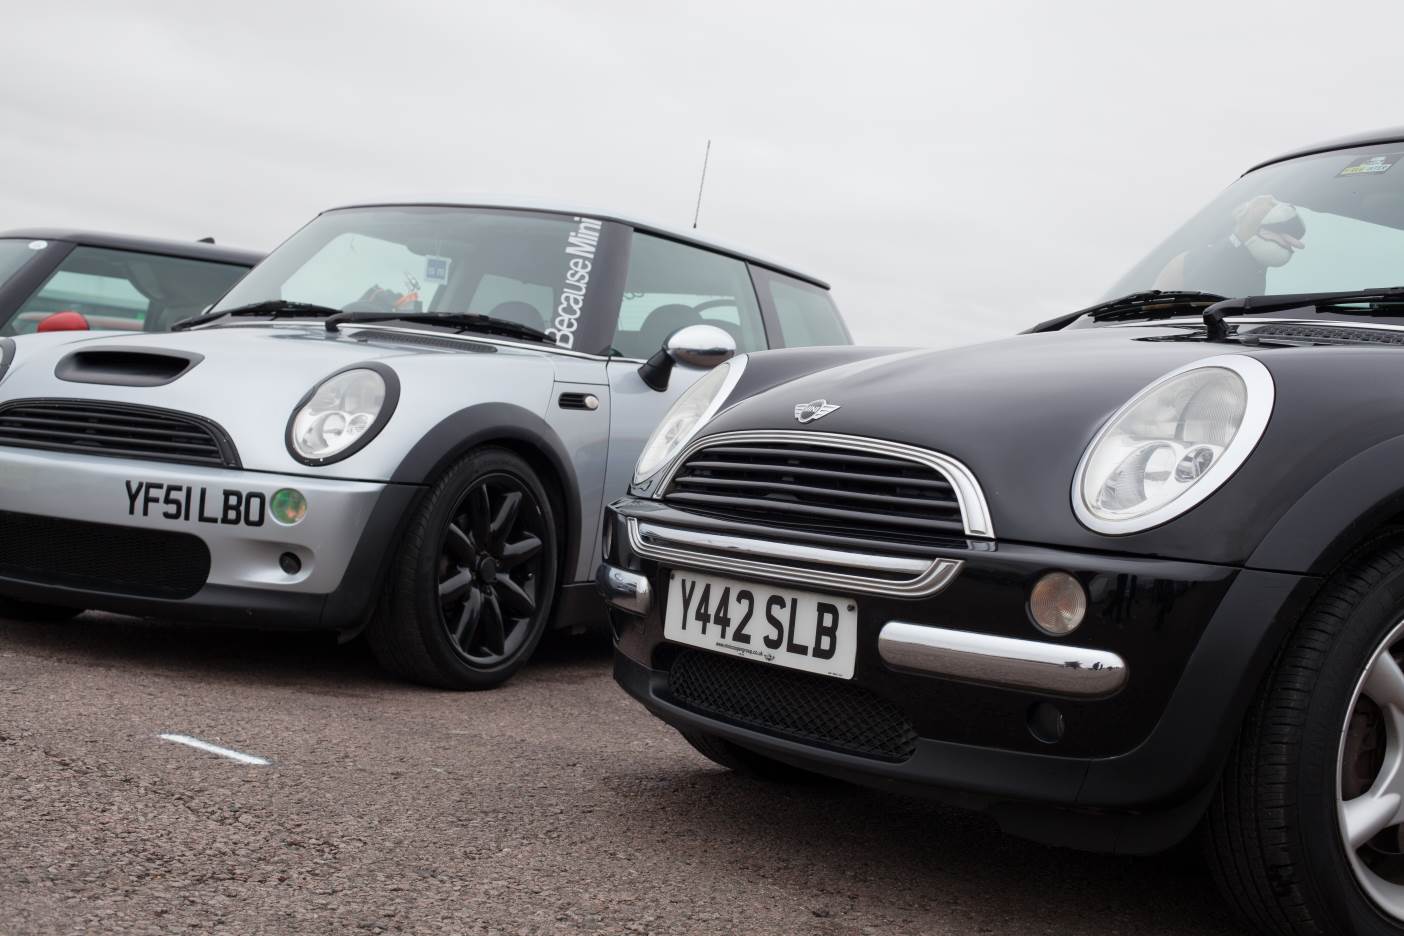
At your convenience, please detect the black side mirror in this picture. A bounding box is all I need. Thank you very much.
[638,324,737,392]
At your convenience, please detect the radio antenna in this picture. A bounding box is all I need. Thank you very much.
[692,139,712,229]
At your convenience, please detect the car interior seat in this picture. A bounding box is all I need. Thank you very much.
[637,303,702,355]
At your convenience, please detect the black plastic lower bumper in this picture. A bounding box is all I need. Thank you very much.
[603,499,1322,851]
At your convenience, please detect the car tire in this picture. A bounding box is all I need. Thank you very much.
[368,446,558,690]
[0,596,83,622]
[1207,542,1404,935]
[678,728,830,784]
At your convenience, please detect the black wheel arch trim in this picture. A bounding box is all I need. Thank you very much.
[1250,433,1404,575]
[388,402,583,581]
[284,361,402,467]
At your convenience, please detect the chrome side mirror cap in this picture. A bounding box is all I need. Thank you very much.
[639,323,737,391]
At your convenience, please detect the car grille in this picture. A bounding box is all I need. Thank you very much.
[666,649,918,762]
[0,399,239,467]
[663,435,967,540]
[0,510,209,599]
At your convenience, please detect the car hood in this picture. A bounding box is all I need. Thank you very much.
[701,324,1404,564]
[0,324,567,479]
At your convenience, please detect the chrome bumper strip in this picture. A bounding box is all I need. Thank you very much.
[628,518,961,598]
[878,622,1128,698]
[595,563,653,616]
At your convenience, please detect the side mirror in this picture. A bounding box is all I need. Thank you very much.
[37,310,90,333]
[638,323,737,392]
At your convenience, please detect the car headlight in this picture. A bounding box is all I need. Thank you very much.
[286,365,400,465]
[1072,355,1273,534]
[634,356,747,484]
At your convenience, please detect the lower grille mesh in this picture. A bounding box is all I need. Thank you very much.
[0,511,209,599]
[667,649,917,762]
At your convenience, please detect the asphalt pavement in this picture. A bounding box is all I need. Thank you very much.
[0,613,1249,935]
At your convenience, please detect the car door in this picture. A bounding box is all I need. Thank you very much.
[600,231,770,523]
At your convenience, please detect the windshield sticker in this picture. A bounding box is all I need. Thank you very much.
[1338,154,1401,177]
[424,256,451,285]
[26,240,46,250]
[550,216,601,349]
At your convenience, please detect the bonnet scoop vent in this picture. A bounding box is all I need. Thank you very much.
[54,349,203,387]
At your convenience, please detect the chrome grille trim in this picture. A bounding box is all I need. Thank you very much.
[658,430,994,539]
[628,518,962,598]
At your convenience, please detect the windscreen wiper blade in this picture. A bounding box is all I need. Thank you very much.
[172,300,344,331]
[1024,290,1227,333]
[323,311,556,345]
[1203,286,1404,340]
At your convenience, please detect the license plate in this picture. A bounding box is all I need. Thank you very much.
[663,571,857,680]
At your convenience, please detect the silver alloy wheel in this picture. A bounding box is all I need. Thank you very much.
[1339,618,1404,919]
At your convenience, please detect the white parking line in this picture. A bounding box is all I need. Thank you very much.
[158,734,270,766]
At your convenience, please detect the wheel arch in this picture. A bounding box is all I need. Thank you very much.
[1249,433,1404,577]
[389,402,583,580]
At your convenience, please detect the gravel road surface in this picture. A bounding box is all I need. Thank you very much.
[0,614,1248,935]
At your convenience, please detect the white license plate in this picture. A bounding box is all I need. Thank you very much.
[663,570,857,680]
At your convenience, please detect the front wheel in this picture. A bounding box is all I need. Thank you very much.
[1208,543,1404,935]
[368,447,558,690]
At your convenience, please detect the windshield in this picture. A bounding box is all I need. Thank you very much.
[212,206,609,349]
[1107,145,1404,301]
[0,238,43,290]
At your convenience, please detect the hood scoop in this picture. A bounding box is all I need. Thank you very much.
[55,348,203,387]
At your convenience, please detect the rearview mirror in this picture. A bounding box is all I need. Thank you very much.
[638,323,737,391]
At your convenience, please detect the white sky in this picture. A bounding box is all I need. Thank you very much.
[2,0,1401,347]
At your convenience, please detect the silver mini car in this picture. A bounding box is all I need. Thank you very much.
[0,200,849,687]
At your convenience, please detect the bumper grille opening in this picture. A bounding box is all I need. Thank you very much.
[664,440,964,541]
[0,510,210,599]
[666,649,917,762]
[0,399,239,468]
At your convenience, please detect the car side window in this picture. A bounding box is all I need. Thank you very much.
[759,271,849,347]
[7,247,248,335]
[611,233,766,358]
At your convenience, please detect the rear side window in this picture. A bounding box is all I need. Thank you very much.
[7,247,248,335]
[760,271,848,347]
[611,234,766,358]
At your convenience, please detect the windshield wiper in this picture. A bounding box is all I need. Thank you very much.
[171,300,344,331]
[1203,287,1404,339]
[323,311,555,345]
[1025,290,1227,333]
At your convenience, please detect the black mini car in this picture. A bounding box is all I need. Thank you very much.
[0,229,260,334]
[600,127,1404,935]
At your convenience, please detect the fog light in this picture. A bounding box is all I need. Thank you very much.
[1029,571,1086,636]
[279,552,302,575]
[270,488,307,526]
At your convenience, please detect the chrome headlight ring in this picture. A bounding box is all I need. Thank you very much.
[1072,354,1274,535]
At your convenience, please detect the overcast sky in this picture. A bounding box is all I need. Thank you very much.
[2,1,1401,347]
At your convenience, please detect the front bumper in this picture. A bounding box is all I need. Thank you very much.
[0,447,420,628]
[601,498,1319,850]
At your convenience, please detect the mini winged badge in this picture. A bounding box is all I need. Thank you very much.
[794,399,840,423]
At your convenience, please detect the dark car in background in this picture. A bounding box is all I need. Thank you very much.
[601,127,1404,936]
[0,230,261,335]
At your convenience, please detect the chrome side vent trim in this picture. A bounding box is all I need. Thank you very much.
[558,392,600,411]
[627,518,961,598]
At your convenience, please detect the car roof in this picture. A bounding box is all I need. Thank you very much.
[1245,126,1404,175]
[0,229,263,266]
[323,196,830,289]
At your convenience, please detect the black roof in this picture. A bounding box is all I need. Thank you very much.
[0,229,262,266]
[1246,126,1404,175]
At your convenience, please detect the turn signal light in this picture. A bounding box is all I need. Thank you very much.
[1029,571,1086,636]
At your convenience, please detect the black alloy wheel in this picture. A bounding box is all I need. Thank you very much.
[369,447,559,689]
[437,473,546,666]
